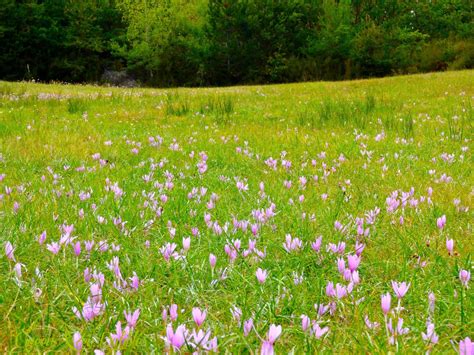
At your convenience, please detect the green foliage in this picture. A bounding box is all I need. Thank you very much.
[0,0,126,83]
[0,0,472,85]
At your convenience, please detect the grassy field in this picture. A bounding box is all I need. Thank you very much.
[0,71,473,353]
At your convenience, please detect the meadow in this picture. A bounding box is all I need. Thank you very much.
[0,70,473,353]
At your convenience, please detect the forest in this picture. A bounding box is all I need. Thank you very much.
[1,0,473,86]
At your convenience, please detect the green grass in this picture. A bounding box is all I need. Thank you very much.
[0,71,473,353]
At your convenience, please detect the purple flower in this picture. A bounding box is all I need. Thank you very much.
[244,318,253,336]
[311,322,329,339]
[301,314,310,331]
[209,254,217,269]
[326,281,335,297]
[311,236,322,252]
[256,268,268,284]
[436,215,446,229]
[46,242,60,255]
[73,242,81,256]
[38,231,47,245]
[124,309,140,329]
[381,292,391,315]
[387,318,409,345]
[459,270,471,288]
[364,315,379,329]
[192,307,207,327]
[165,324,186,350]
[446,238,454,255]
[261,341,274,355]
[421,322,438,345]
[5,241,15,261]
[459,337,473,355]
[109,321,130,345]
[73,332,82,353]
[391,281,410,298]
[347,254,361,272]
[267,324,282,343]
[170,304,178,321]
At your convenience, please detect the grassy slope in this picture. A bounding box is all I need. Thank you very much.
[0,71,473,352]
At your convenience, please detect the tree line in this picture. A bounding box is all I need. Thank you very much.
[1,0,472,86]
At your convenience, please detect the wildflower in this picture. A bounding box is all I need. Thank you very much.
[459,270,471,288]
[209,254,217,268]
[192,307,207,327]
[311,236,322,252]
[311,322,329,339]
[182,237,191,252]
[73,332,82,353]
[347,254,361,272]
[421,322,438,345]
[5,241,15,261]
[459,337,473,355]
[446,238,454,255]
[244,318,253,336]
[256,268,267,284]
[124,309,140,329]
[436,215,446,229]
[38,231,47,245]
[73,242,81,256]
[392,281,410,298]
[170,304,178,321]
[109,321,130,345]
[230,306,242,323]
[326,282,336,297]
[364,315,380,329]
[165,324,186,350]
[301,315,310,331]
[261,324,282,354]
[381,293,391,315]
[47,242,60,254]
[387,317,409,345]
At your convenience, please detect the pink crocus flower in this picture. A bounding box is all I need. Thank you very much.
[5,241,15,261]
[38,231,47,245]
[387,318,409,345]
[337,258,345,274]
[436,215,446,229]
[110,321,130,345]
[182,237,191,251]
[73,332,82,353]
[267,324,282,343]
[73,242,81,256]
[165,324,186,350]
[421,322,438,345]
[392,281,410,298]
[459,270,471,288]
[326,282,336,297]
[256,268,267,284]
[209,254,217,269]
[47,242,60,255]
[192,307,207,327]
[347,254,361,272]
[364,315,380,329]
[170,304,178,321]
[261,324,282,353]
[311,322,329,339]
[301,314,310,331]
[244,318,253,336]
[446,238,454,255]
[261,341,274,355]
[311,236,322,252]
[124,309,140,329]
[381,292,391,315]
[459,337,473,355]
